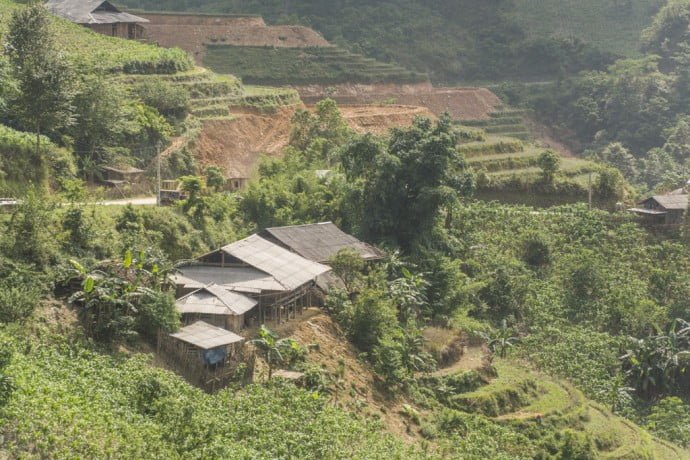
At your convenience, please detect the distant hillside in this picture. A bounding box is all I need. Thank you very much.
[512,0,665,58]
[118,0,664,83]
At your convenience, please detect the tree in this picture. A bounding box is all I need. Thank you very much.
[595,167,625,199]
[250,326,303,379]
[2,188,57,267]
[289,98,351,163]
[598,143,638,181]
[537,149,560,184]
[67,251,178,343]
[478,319,519,359]
[328,248,365,293]
[5,4,75,158]
[342,115,462,251]
[204,165,226,191]
[69,74,128,180]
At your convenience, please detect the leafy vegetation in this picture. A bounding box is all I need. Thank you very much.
[0,4,688,450]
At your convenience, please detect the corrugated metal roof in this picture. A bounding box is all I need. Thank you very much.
[260,222,384,263]
[45,0,149,24]
[628,208,667,216]
[172,265,286,292]
[170,321,244,349]
[176,284,258,316]
[649,195,688,210]
[221,235,330,290]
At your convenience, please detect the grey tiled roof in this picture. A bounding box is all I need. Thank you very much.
[45,0,149,24]
[176,285,258,316]
[170,321,244,349]
[260,222,384,263]
[650,194,688,210]
[220,235,330,290]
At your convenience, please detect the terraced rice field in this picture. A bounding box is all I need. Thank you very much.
[457,107,601,204]
[459,360,689,459]
[203,45,427,85]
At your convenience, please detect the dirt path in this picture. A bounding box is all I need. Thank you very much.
[524,117,577,158]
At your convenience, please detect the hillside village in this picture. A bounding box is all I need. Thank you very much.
[0,0,688,458]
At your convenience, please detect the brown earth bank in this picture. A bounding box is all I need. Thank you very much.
[269,310,425,442]
[193,104,440,178]
[140,13,331,63]
[295,83,501,120]
[193,107,295,178]
[338,104,436,135]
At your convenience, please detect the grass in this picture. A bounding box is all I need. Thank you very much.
[512,0,664,58]
[203,45,427,85]
[0,0,193,74]
[455,360,687,458]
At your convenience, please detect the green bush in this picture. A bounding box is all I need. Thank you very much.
[133,79,190,121]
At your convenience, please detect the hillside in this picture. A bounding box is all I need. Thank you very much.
[117,0,662,82]
[512,0,665,58]
[1,0,690,458]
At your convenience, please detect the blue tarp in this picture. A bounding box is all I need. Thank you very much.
[202,347,227,365]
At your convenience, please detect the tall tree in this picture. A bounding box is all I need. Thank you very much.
[5,4,75,158]
[341,114,467,251]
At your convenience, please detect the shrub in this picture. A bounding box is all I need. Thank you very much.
[646,397,690,447]
[133,79,190,121]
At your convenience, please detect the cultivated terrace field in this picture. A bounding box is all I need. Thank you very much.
[0,0,689,459]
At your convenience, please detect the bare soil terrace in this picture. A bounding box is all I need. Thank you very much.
[193,104,440,178]
[140,13,331,63]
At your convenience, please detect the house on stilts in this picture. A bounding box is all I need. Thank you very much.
[172,234,331,326]
[162,223,382,391]
[158,321,250,392]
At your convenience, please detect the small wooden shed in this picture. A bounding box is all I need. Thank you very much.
[629,194,688,225]
[176,284,258,332]
[159,321,249,391]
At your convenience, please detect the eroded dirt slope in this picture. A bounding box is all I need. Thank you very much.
[193,104,440,178]
[297,83,501,120]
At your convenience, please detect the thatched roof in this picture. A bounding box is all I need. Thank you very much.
[176,284,258,316]
[45,0,149,24]
[170,321,244,350]
[260,222,384,263]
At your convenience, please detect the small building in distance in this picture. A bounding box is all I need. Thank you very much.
[629,194,688,225]
[259,222,385,264]
[101,165,145,186]
[176,284,258,332]
[45,0,149,39]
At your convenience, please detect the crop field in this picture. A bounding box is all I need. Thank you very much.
[203,45,427,85]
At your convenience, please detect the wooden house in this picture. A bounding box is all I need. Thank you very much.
[227,177,249,192]
[176,284,258,332]
[158,321,249,391]
[173,235,331,323]
[629,194,688,225]
[45,0,148,39]
[259,222,384,264]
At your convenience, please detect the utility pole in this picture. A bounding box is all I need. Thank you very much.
[156,143,161,207]
[588,172,593,210]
